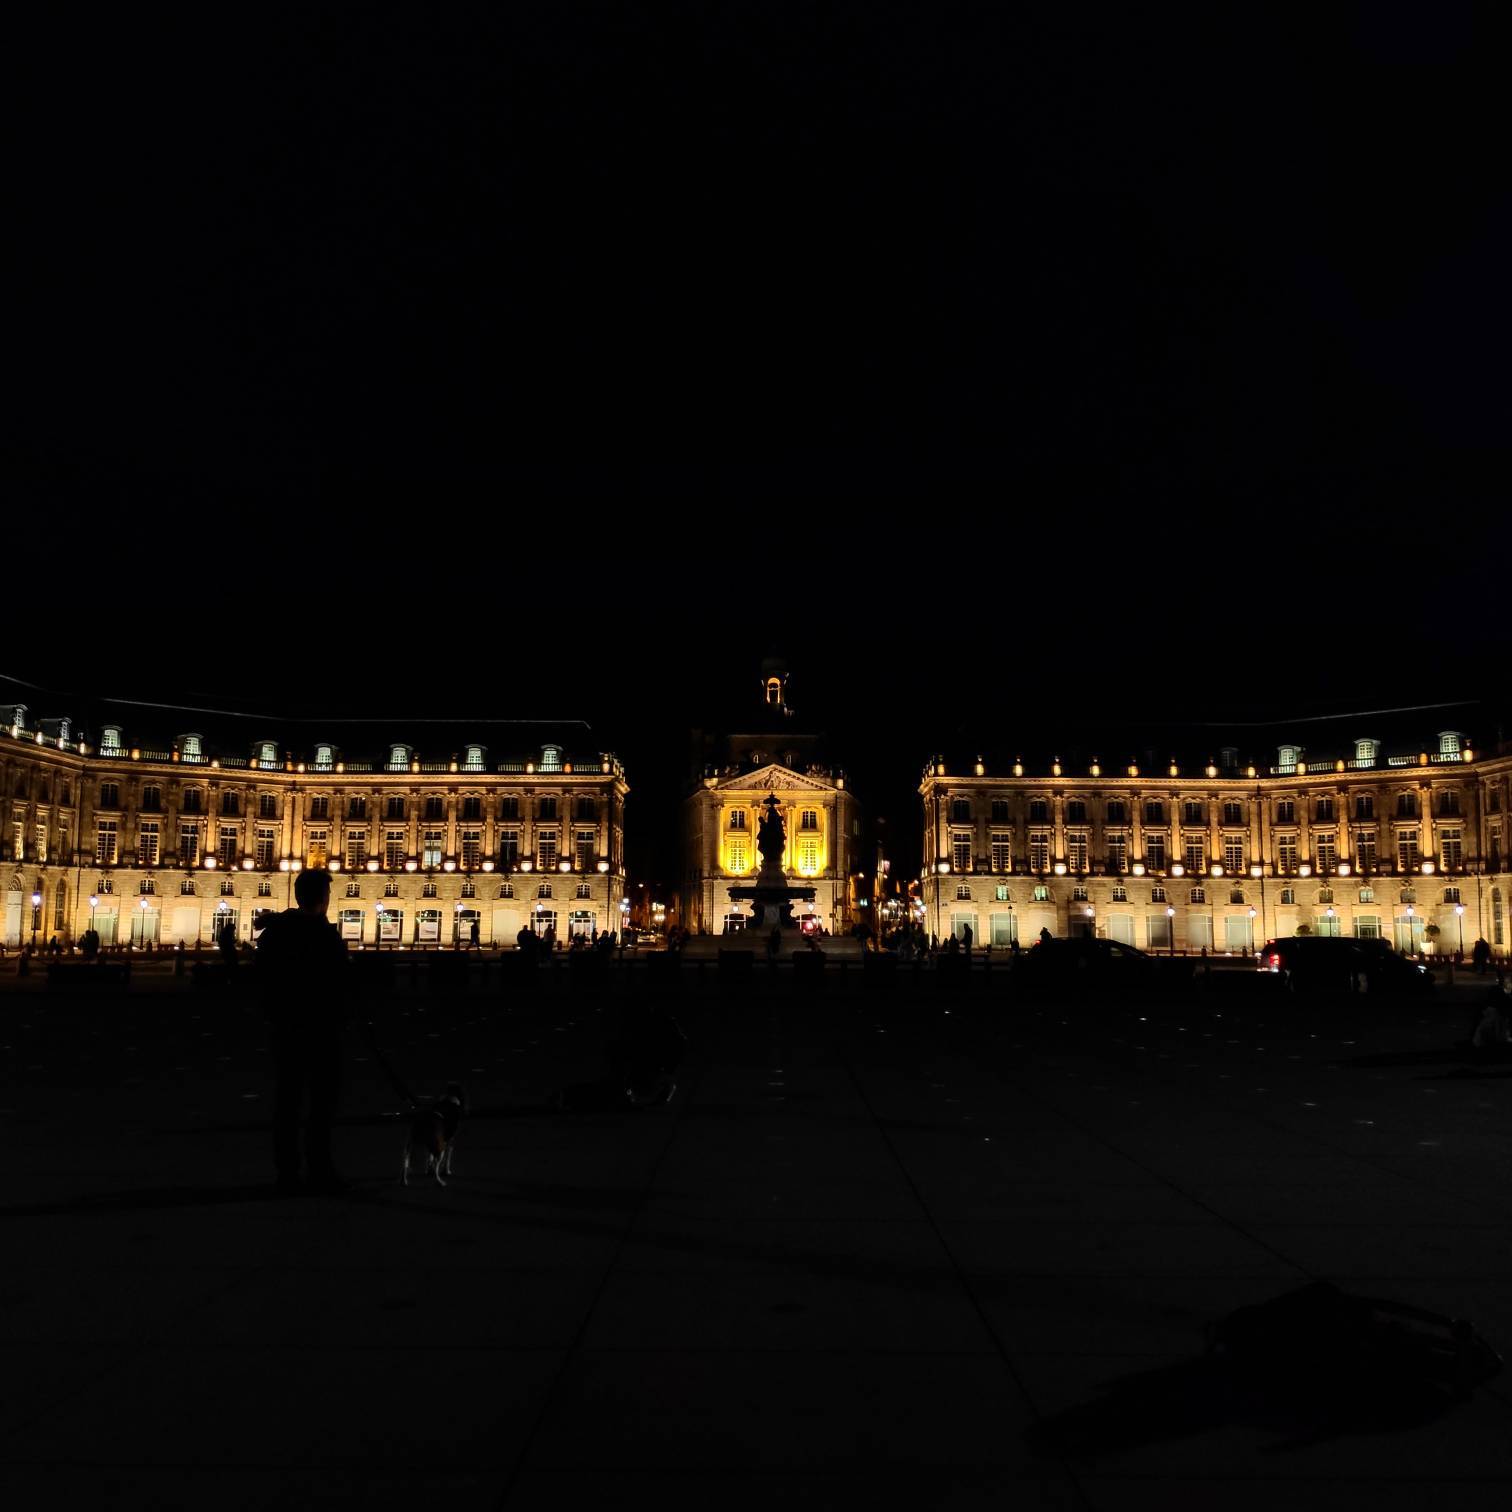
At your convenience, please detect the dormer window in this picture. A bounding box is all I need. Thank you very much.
[257,741,278,765]
[387,744,411,771]
[1354,738,1379,765]
[1219,747,1238,769]
[314,744,334,769]
[1438,730,1463,757]
[539,744,562,772]
[101,725,123,754]
[463,745,486,772]
[1277,744,1300,769]
[181,733,202,760]
[58,718,71,744]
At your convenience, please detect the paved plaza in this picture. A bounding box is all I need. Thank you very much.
[2,958,1511,1507]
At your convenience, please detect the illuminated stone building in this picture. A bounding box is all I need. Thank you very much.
[0,687,627,949]
[918,709,1512,959]
[683,660,861,935]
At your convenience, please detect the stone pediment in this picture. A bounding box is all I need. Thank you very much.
[714,763,836,794]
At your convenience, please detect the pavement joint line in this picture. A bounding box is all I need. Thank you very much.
[492,1038,708,1511]
[834,1021,1099,1512]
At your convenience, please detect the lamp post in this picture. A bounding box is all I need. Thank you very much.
[30,890,41,951]
[454,900,464,950]
[1455,902,1466,958]
[1248,905,1257,957]
[1166,904,1175,957]
[1405,902,1415,956]
[375,901,385,950]
[138,894,150,949]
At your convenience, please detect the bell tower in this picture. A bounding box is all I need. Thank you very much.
[760,655,791,717]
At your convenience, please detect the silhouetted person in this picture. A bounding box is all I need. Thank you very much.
[516,924,534,957]
[544,924,557,953]
[1039,926,1052,945]
[960,921,973,958]
[469,917,480,949]
[1472,938,1491,974]
[217,917,238,971]
[256,867,349,1194]
[80,926,100,961]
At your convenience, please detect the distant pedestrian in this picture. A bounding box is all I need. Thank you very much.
[469,917,480,949]
[1472,938,1492,974]
[1039,926,1052,946]
[960,921,973,958]
[80,926,100,961]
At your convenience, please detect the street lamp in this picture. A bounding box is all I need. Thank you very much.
[30,890,41,951]
[375,900,385,950]
[454,899,464,949]
[1405,902,1415,956]
[1165,904,1175,957]
[138,894,151,948]
[1455,902,1466,957]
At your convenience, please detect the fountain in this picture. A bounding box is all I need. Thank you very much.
[727,794,816,932]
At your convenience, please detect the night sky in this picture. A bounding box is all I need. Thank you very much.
[12,4,1509,881]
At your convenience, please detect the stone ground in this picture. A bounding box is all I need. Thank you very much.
[2,958,1511,1508]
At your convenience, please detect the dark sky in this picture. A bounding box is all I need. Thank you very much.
[12,4,1509,879]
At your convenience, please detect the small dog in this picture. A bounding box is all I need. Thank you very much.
[400,1082,466,1186]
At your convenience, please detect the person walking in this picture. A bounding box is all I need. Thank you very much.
[255,867,350,1195]
[1472,937,1492,975]
[960,921,973,960]
[469,916,480,949]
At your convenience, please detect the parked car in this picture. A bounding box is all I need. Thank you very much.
[1257,936,1432,997]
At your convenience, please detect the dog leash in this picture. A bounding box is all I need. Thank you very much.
[358,1018,421,1111]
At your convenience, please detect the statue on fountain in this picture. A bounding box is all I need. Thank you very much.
[756,795,786,872]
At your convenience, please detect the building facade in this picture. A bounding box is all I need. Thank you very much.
[683,661,861,935]
[919,723,1512,960]
[0,698,628,950]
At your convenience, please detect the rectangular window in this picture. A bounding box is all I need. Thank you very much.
[537,797,558,821]
[462,795,482,820]
[1315,833,1337,872]
[35,822,48,864]
[574,829,596,872]
[95,820,118,865]
[1183,801,1204,826]
[990,833,1012,872]
[1223,836,1245,873]
[537,831,559,872]
[1353,830,1376,870]
[800,809,819,831]
[499,829,520,867]
[1143,801,1165,826]
[307,829,328,866]
[138,821,160,867]
[1397,831,1421,873]
[498,796,520,821]
[422,830,444,868]
[1277,834,1298,873]
[1145,834,1166,871]
[1440,829,1463,870]
[1187,914,1212,951]
[345,830,367,869]
[347,797,367,820]
[950,798,971,823]
[181,788,202,814]
[990,800,1010,824]
[1396,793,1418,819]
[1222,802,1244,826]
[990,912,1018,947]
[384,830,406,869]
[1148,913,1172,949]
[221,792,240,816]
[951,832,972,872]
[1029,831,1050,872]
[726,837,749,874]
[1065,800,1086,824]
[255,827,276,869]
[386,796,406,820]
[795,837,820,875]
[729,809,747,830]
[259,793,278,819]
[1275,800,1295,824]
[1183,835,1206,874]
[308,795,329,819]
[99,782,120,809]
[1354,795,1374,820]
[218,826,240,865]
[1066,832,1088,872]
[1355,915,1381,940]
[1105,801,1126,826]
[1315,797,1334,822]
[1151,884,1167,902]
[1032,884,1050,902]
[1106,835,1127,874]
[461,829,482,869]
[1029,800,1049,824]
[141,785,162,813]
[424,796,445,820]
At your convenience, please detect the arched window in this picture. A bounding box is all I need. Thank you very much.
[1493,887,1505,947]
[498,881,514,899]
[539,744,562,772]
[766,677,783,705]
[1190,886,1206,904]
[463,745,486,772]
[537,882,553,899]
